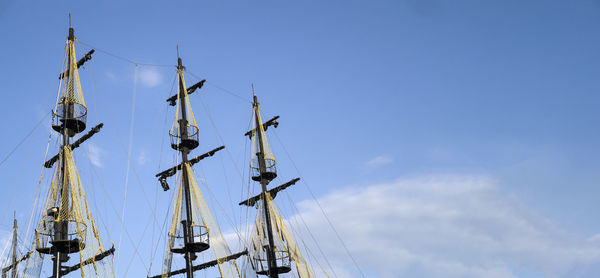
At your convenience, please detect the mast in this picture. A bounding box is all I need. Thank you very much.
[240,95,315,277]
[153,54,245,278]
[252,95,279,278]
[176,56,196,278]
[22,22,116,278]
[10,213,17,278]
[52,26,76,278]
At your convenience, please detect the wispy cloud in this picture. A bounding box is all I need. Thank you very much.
[366,155,393,167]
[105,71,117,82]
[286,175,600,278]
[138,68,163,88]
[590,234,600,242]
[138,150,148,166]
[87,142,104,168]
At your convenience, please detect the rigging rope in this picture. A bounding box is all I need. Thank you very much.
[283,191,338,277]
[22,131,53,256]
[86,59,157,274]
[185,70,252,104]
[0,111,51,168]
[116,64,138,272]
[149,71,178,275]
[77,41,175,68]
[83,60,114,244]
[148,72,180,274]
[277,193,334,277]
[272,130,366,278]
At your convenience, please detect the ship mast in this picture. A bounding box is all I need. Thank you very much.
[10,213,17,278]
[154,54,214,278]
[252,95,279,278]
[23,23,116,278]
[240,94,314,278]
[53,26,77,278]
[151,54,245,278]
[176,56,197,278]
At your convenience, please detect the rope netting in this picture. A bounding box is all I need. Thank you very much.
[18,36,115,278]
[250,105,277,181]
[169,70,200,150]
[21,147,115,277]
[246,193,314,278]
[160,163,241,277]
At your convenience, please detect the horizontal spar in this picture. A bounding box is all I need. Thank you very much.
[166,79,206,106]
[155,145,225,191]
[244,115,279,139]
[239,178,300,207]
[44,123,104,168]
[147,250,248,278]
[58,49,95,79]
[1,251,32,275]
[58,246,115,276]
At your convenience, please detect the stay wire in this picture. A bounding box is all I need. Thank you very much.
[276,195,332,277]
[184,70,252,104]
[21,130,53,255]
[77,41,175,68]
[196,97,238,217]
[82,59,114,247]
[283,190,338,277]
[87,59,157,274]
[0,111,51,168]
[116,64,138,271]
[272,130,366,278]
[149,71,178,272]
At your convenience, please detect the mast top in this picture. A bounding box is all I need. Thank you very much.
[68,14,74,41]
[252,84,258,106]
[177,46,184,70]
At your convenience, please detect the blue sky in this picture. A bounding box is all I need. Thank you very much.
[0,1,599,277]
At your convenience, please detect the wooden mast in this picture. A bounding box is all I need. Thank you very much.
[52,26,76,278]
[10,213,17,278]
[253,95,279,278]
[176,55,197,278]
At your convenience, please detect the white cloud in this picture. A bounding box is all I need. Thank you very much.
[284,175,600,278]
[138,150,148,166]
[87,142,104,168]
[366,155,393,167]
[589,234,600,242]
[105,72,117,82]
[138,68,162,88]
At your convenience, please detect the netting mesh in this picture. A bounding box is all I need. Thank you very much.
[250,106,277,181]
[170,71,199,149]
[52,39,87,133]
[20,147,115,277]
[62,40,86,107]
[246,193,314,278]
[161,163,241,277]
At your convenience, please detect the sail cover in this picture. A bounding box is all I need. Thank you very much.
[161,163,241,277]
[246,193,314,278]
[21,147,115,277]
